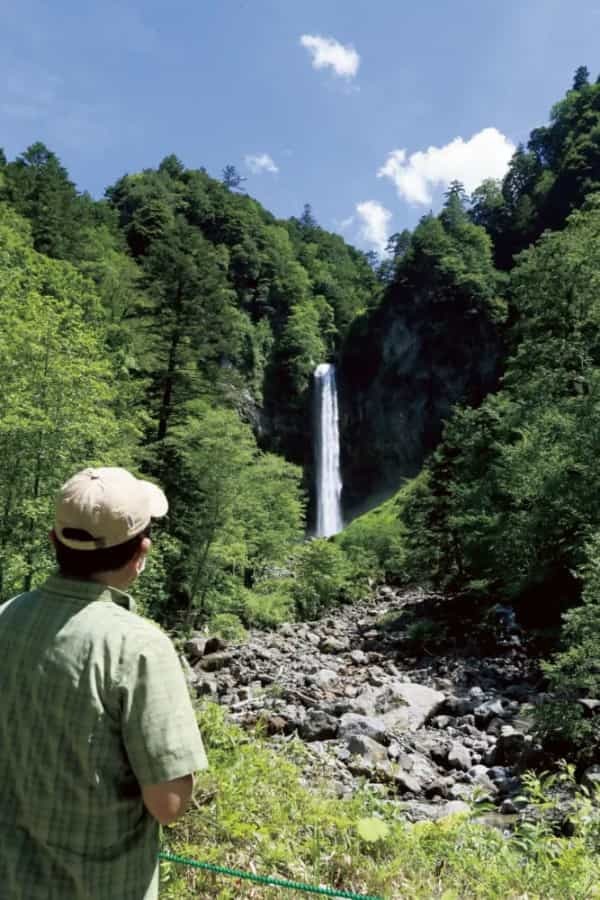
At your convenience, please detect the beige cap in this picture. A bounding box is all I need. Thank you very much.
[55,467,168,550]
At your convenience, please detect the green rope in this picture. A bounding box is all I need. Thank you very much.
[159,850,383,899]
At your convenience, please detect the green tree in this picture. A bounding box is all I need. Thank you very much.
[161,402,303,621]
[222,165,246,190]
[0,206,132,596]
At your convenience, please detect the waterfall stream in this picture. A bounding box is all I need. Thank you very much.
[314,363,343,537]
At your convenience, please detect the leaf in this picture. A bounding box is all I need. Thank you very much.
[355,817,389,843]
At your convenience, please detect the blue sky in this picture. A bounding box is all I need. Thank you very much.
[2,0,600,253]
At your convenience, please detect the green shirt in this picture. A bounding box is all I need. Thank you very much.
[0,574,207,900]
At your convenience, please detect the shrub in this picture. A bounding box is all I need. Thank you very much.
[538,531,600,760]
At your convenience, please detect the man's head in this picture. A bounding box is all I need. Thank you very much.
[52,467,168,588]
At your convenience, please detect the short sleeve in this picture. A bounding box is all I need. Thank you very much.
[120,630,208,786]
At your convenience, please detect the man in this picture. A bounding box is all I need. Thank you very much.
[0,467,207,899]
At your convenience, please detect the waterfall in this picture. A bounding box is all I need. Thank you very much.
[314,363,343,537]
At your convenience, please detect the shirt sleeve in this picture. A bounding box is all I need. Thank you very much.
[120,629,208,786]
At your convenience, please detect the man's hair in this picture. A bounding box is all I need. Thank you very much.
[54,525,151,579]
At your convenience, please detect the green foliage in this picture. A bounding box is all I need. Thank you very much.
[405,202,600,618]
[471,69,600,267]
[337,485,410,582]
[292,539,360,620]
[538,532,600,759]
[158,400,304,623]
[0,205,133,597]
[160,703,600,899]
[241,578,296,628]
[208,613,247,642]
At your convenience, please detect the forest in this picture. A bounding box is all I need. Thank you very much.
[1,63,600,897]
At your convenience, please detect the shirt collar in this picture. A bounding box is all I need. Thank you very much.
[41,573,136,612]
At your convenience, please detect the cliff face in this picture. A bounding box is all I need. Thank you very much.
[339,293,502,518]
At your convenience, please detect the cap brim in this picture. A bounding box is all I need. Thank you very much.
[141,480,169,518]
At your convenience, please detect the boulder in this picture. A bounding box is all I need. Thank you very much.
[320,636,350,654]
[493,727,527,766]
[311,669,339,689]
[447,742,472,771]
[394,771,422,794]
[346,734,388,765]
[199,652,232,673]
[381,683,445,732]
[300,709,339,742]
[195,676,218,697]
[204,635,228,655]
[184,636,207,661]
[474,699,510,726]
[338,713,389,745]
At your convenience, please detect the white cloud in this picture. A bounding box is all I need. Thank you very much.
[356,201,392,255]
[300,34,360,79]
[378,127,515,205]
[245,153,279,175]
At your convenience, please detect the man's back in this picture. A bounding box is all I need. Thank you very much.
[0,574,206,900]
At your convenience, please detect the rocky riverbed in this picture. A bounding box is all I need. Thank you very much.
[181,587,599,824]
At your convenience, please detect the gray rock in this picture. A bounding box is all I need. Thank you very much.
[447,742,472,771]
[443,696,476,717]
[312,668,338,689]
[394,771,422,794]
[195,676,218,697]
[299,709,338,742]
[204,635,228,655]
[338,713,389,744]
[184,636,207,661]
[349,650,368,665]
[449,783,473,801]
[474,699,509,725]
[350,689,377,716]
[346,734,388,765]
[493,727,526,765]
[199,651,232,672]
[430,715,453,729]
[380,683,445,732]
[320,636,350,654]
[402,800,470,822]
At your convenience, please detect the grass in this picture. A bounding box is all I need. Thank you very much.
[159,703,600,899]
